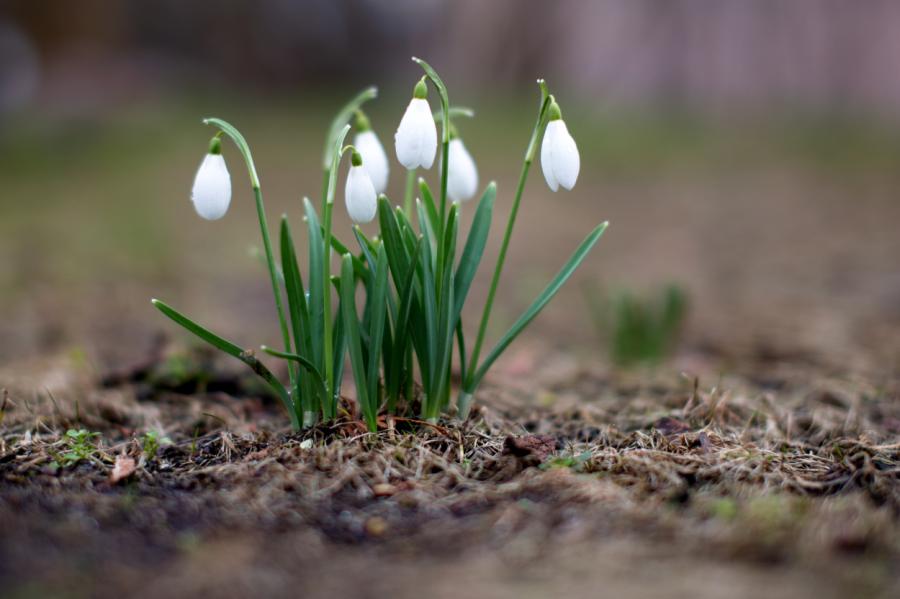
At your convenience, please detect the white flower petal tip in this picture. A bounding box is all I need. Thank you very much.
[344,165,377,224]
[540,119,580,192]
[191,153,232,220]
[354,130,390,194]
[395,97,437,170]
[446,138,479,203]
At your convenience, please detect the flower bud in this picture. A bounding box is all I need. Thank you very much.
[190,137,232,220]
[354,127,390,194]
[394,78,437,170]
[344,151,377,223]
[446,138,478,203]
[540,99,580,192]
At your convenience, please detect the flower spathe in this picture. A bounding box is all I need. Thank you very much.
[540,104,580,192]
[344,156,377,224]
[446,138,478,202]
[354,130,390,194]
[191,142,232,220]
[394,79,437,170]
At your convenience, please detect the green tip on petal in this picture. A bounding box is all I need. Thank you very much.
[354,110,371,132]
[208,135,223,155]
[547,97,562,121]
[414,77,428,99]
[351,149,363,166]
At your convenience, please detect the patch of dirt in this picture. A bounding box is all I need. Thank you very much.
[1,344,898,598]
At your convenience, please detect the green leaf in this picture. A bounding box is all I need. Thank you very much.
[260,346,328,401]
[453,182,495,318]
[386,238,422,407]
[433,106,475,121]
[366,244,389,408]
[416,200,439,391]
[280,217,316,416]
[469,222,608,389]
[151,299,296,425]
[418,179,441,242]
[303,197,325,370]
[339,254,375,431]
[322,86,378,169]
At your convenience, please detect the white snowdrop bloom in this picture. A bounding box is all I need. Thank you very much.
[354,130,390,194]
[394,78,437,170]
[540,101,580,192]
[446,137,478,202]
[344,152,377,224]
[190,139,232,220]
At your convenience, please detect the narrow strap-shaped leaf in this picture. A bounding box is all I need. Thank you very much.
[387,238,422,406]
[432,106,475,121]
[339,254,375,431]
[378,198,412,290]
[418,179,441,243]
[469,222,609,390]
[432,207,458,412]
[328,227,369,281]
[455,319,467,384]
[365,244,390,409]
[454,182,495,318]
[151,299,296,425]
[260,346,328,401]
[330,296,347,416]
[304,197,325,369]
[416,200,439,394]
[280,217,316,415]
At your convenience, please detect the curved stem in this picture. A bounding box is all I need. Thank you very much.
[465,82,552,389]
[203,118,298,391]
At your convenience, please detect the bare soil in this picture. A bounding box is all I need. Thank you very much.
[1,337,898,599]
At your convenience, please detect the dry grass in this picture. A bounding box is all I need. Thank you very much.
[1,347,898,597]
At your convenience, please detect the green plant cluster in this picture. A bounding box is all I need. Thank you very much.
[153,59,607,431]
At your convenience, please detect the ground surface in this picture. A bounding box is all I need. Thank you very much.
[2,106,900,597]
[1,340,898,599]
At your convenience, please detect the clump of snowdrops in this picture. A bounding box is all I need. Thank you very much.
[153,58,607,431]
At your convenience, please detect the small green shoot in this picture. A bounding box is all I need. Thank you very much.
[51,429,102,468]
[589,284,687,367]
[141,430,172,461]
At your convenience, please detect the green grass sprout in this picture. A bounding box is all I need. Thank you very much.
[589,284,688,367]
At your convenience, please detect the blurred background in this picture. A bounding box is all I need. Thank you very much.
[2,0,899,376]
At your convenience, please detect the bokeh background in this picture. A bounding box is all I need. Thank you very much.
[2,0,900,376]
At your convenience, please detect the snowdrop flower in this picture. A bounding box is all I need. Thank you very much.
[446,136,478,203]
[353,111,389,194]
[344,149,377,223]
[540,99,580,192]
[191,136,232,220]
[394,77,437,170]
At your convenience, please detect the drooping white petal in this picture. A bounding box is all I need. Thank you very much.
[394,97,437,170]
[354,130,390,194]
[540,119,580,192]
[446,138,478,202]
[191,153,232,220]
[344,165,377,224]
